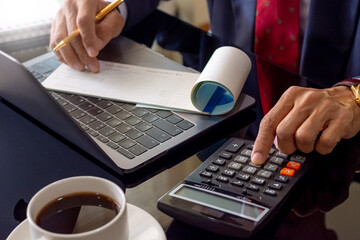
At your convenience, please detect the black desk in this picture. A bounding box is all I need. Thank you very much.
[2,9,360,240]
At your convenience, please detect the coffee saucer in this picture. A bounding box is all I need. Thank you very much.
[7,203,167,240]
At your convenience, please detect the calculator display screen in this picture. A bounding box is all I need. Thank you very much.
[170,184,269,222]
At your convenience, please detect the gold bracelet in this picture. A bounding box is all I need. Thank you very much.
[351,83,360,106]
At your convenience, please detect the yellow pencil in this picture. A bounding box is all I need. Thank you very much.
[53,0,124,52]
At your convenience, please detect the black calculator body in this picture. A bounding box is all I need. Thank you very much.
[158,138,312,238]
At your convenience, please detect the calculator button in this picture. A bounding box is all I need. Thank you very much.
[268,148,276,155]
[269,156,284,166]
[236,173,250,181]
[290,154,306,163]
[264,163,278,172]
[234,155,249,164]
[246,184,259,191]
[222,169,236,177]
[225,140,244,153]
[216,176,229,183]
[248,162,262,168]
[231,180,244,187]
[263,189,277,196]
[240,149,252,157]
[242,166,257,174]
[269,182,283,190]
[228,162,242,171]
[200,171,212,178]
[280,167,295,177]
[275,151,288,158]
[219,151,232,159]
[286,161,301,170]
[213,158,226,166]
[257,170,272,179]
[206,165,219,173]
[246,144,254,149]
[275,174,289,183]
[251,177,266,185]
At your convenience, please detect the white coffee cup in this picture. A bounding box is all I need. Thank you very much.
[26,176,129,240]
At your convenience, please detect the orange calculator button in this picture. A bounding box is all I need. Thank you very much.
[280,168,295,177]
[286,161,301,170]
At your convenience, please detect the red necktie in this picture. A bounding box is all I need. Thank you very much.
[255,0,299,114]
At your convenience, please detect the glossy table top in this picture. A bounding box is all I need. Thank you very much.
[2,9,360,240]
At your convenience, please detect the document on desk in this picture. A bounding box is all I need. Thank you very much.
[43,46,251,115]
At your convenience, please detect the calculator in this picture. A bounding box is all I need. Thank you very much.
[157,138,312,238]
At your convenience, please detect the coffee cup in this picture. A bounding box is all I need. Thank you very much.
[26,176,129,240]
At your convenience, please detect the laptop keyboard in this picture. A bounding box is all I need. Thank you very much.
[27,56,195,159]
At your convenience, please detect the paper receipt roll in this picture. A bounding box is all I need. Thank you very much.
[191,46,252,115]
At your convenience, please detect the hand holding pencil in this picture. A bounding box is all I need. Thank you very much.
[50,0,125,72]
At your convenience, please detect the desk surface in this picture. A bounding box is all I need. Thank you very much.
[2,9,360,240]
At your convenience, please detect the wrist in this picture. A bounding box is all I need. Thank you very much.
[334,78,360,107]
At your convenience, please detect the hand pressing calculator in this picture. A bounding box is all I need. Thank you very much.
[157,138,311,238]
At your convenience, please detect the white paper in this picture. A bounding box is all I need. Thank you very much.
[44,61,201,112]
[43,47,251,115]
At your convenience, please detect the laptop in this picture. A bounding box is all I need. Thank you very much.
[0,36,255,175]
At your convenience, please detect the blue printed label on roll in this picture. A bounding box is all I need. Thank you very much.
[193,82,234,115]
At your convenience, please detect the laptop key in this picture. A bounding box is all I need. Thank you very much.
[126,116,142,126]
[98,127,116,137]
[117,148,135,159]
[86,97,102,104]
[126,129,143,139]
[79,115,96,125]
[132,108,149,117]
[153,119,183,136]
[70,110,87,119]
[88,107,104,116]
[115,111,132,120]
[156,110,172,118]
[122,104,136,112]
[166,114,183,124]
[146,128,171,143]
[129,144,147,156]
[63,104,77,113]
[115,123,132,133]
[56,98,68,107]
[79,102,95,111]
[59,93,75,100]
[107,142,119,150]
[135,122,152,132]
[108,133,125,143]
[97,100,113,109]
[142,113,159,123]
[87,129,99,137]
[69,96,85,105]
[136,135,159,149]
[97,135,109,143]
[97,112,113,122]
[107,118,122,128]
[177,120,195,130]
[107,105,122,114]
[89,121,106,131]
[119,138,136,149]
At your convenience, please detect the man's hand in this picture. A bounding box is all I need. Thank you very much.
[49,0,125,72]
[251,85,360,164]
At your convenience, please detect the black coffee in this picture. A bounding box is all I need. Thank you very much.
[36,192,120,234]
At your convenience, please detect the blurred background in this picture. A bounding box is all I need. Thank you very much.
[1,1,359,239]
[0,0,210,63]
